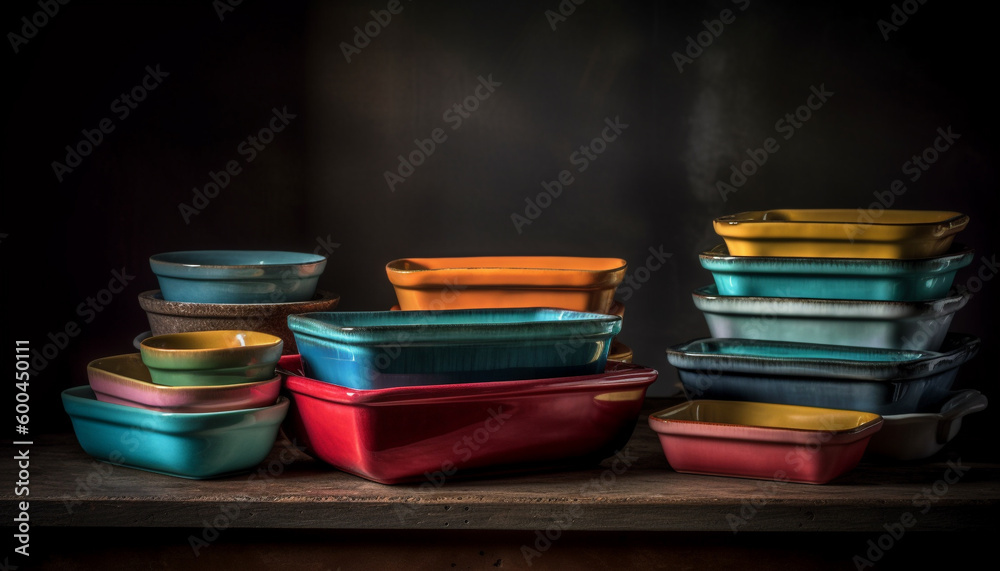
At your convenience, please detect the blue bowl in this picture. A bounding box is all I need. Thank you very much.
[62,386,288,479]
[691,284,969,350]
[666,333,979,415]
[150,250,327,304]
[287,308,622,389]
[699,244,974,301]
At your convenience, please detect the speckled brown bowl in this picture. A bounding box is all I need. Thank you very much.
[138,290,340,354]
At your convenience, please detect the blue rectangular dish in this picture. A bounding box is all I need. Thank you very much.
[62,386,288,479]
[691,284,969,350]
[699,244,973,301]
[666,333,979,415]
[287,308,622,389]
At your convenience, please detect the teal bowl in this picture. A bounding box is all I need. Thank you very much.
[150,250,327,304]
[699,244,974,301]
[287,308,622,389]
[61,386,288,479]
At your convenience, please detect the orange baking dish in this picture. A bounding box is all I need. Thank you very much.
[385,256,627,313]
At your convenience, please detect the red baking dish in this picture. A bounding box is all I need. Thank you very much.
[279,355,658,484]
[648,400,883,484]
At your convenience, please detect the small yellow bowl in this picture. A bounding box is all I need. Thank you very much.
[139,330,283,386]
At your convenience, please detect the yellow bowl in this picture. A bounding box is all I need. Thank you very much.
[139,330,283,386]
[713,209,968,258]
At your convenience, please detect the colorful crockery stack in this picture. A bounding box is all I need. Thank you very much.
[62,330,288,479]
[278,256,660,484]
[63,249,334,479]
[652,209,987,481]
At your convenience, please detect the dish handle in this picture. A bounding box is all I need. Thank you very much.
[936,390,988,445]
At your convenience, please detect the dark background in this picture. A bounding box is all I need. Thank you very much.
[2,0,997,451]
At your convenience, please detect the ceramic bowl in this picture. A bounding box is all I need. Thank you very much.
[139,330,283,386]
[713,209,968,259]
[279,354,657,484]
[648,400,883,484]
[608,340,633,363]
[692,285,969,351]
[866,390,988,461]
[62,386,288,479]
[88,353,281,412]
[150,250,327,304]
[385,256,627,314]
[699,244,974,301]
[287,308,622,389]
[138,289,340,354]
[666,333,980,414]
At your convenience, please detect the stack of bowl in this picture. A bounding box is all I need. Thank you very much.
[654,209,987,475]
[277,256,660,484]
[138,250,340,354]
[62,330,288,479]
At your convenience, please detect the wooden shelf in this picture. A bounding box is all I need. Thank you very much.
[7,399,999,534]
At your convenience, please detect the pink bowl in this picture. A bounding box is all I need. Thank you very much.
[87,353,281,412]
[279,355,658,484]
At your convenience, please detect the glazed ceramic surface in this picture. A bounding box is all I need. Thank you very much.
[87,353,281,412]
[692,285,969,351]
[138,289,340,354]
[667,333,979,414]
[866,390,988,460]
[608,340,633,363]
[287,308,622,389]
[279,355,657,484]
[150,250,327,304]
[139,330,283,386]
[648,400,882,484]
[699,244,974,301]
[713,210,968,258]
[385,256,627,313]
[62,386,288,479]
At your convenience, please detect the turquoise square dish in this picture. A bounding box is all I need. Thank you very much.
[692,284,969,350]
[666,333,979,415]
[62,386,288,479]
[286,308,622,389]
[699,244,974,301]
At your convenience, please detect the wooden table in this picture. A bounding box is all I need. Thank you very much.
[6,398,998,569]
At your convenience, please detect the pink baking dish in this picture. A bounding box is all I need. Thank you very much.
[279,355,658,484]
[648,400,883,484]
[87,353,281,412]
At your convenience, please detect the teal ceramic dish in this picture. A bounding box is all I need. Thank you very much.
[667,333,980,414]
[699,244,974,301]
[691,285,969,351]
[149,250,327,304]
[61,386,288,479]
[139,330,283,386]
[287,308,622,389]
